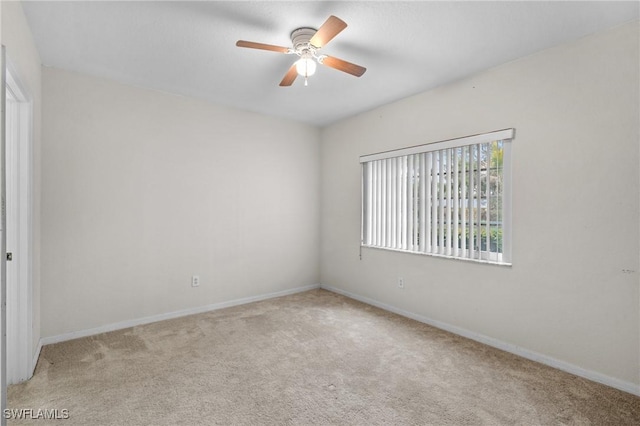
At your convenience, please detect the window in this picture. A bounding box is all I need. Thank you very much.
[360,129,513,265]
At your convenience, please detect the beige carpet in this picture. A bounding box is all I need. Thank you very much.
[8,289,640,425]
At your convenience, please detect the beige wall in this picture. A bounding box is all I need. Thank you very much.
[41,67,320,337]
[2,0,42,360]
[320,21,640,389]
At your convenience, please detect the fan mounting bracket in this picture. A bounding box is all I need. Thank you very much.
[290,27,318,53]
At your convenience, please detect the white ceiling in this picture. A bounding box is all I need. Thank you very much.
[21,1,639,127]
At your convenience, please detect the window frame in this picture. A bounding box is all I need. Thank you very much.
[360,129,514,266]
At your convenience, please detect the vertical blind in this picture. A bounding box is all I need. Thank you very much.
[360,129,513,264]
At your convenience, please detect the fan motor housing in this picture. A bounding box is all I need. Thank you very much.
[290,27,317,51]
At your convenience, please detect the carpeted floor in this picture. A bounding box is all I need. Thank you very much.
[7,289,640,425]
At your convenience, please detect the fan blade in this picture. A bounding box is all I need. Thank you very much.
[236,40,290,54]
[279,64,298,86]
[309,15,347,48]
[321,56,366,77]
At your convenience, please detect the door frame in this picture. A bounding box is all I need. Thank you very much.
[1,44,7,426]
[4,56,33,385]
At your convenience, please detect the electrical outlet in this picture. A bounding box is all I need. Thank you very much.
[398,277,404,289]
[192,275,200,287]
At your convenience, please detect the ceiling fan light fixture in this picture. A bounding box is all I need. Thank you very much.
[295,57,316,77]
[236,15,366,87]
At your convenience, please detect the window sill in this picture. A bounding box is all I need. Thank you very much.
[361,244,512,267]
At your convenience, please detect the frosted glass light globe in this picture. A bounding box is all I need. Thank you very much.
[295,58,317,77]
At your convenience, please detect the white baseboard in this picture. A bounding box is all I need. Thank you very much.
[321,284,640,397]
[41,284,320,346]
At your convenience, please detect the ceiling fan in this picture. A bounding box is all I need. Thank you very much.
[236,15,366,87]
